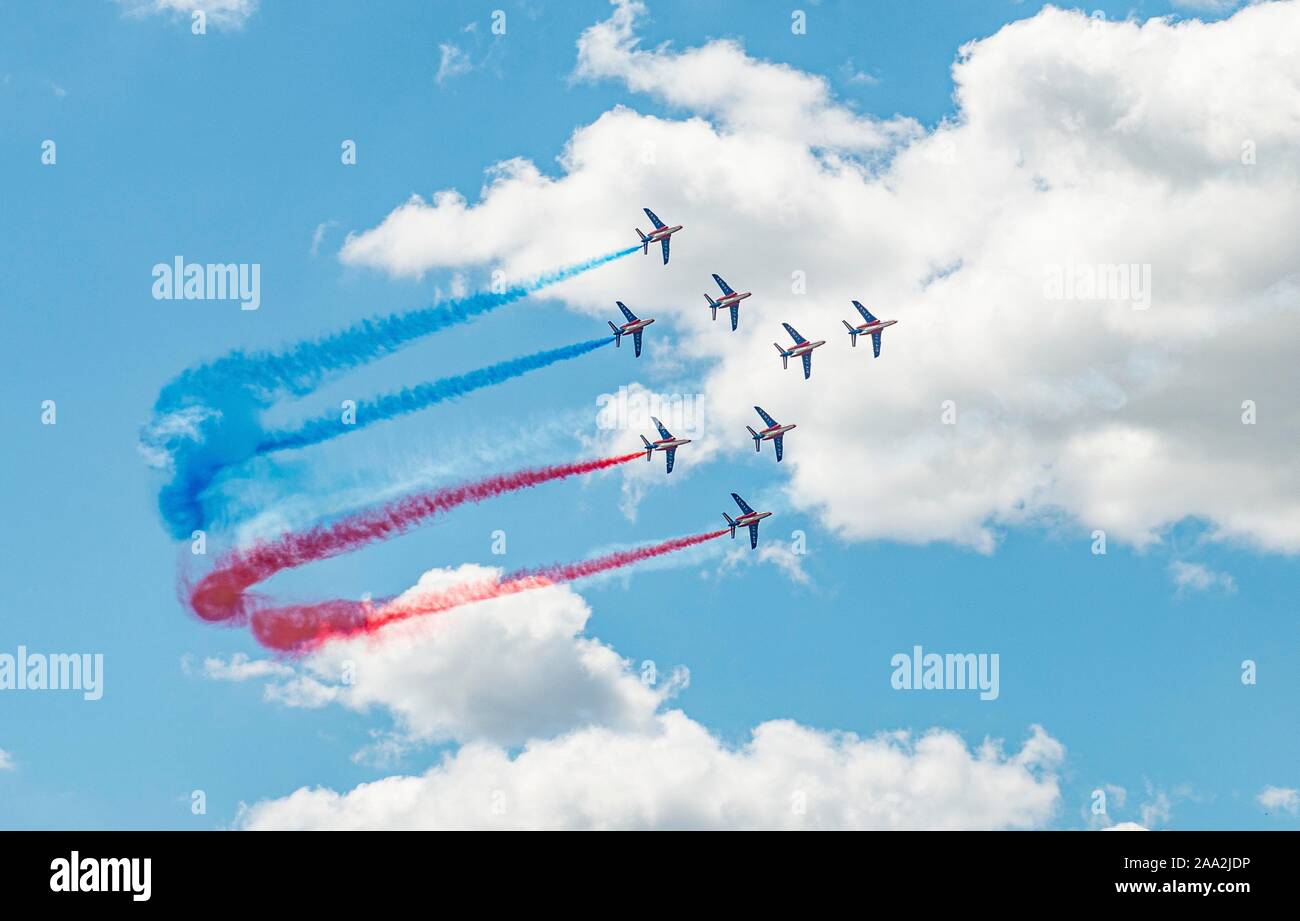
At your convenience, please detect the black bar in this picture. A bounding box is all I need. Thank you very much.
[0,830,1285,906]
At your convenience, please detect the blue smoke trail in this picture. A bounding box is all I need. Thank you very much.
[257,336,615,454]
[153,245,639,414]
[154,337,616,538]
[145,244,637,538]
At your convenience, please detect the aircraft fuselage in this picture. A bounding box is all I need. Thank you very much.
[618,318,655,335]
[785,339,825,357]
[758,424,796,440]
[852,318,897,335]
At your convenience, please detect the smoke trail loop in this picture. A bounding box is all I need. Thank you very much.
[145,245,637,538]
[188,452,645,624]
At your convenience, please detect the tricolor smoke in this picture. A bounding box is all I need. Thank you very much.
[250,529,731,653]
[188,452,645,625]
[144,244,637,538]
[257,336,615,455]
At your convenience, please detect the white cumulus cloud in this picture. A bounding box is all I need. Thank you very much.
[1258,785,1299,814]
[227,558,1065,829]
[239,715,1064,830]
[1169,560,1237,595]
[263,564,679,749]
[335,0,1300,556]
[188,651,294,681]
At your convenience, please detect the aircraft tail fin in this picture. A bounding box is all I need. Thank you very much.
[609,321,622,345]
[636,228,649,255]
[843,319,859,346]
[722,512,737,538]
[746,425,761,449]
[705,293,718,320]
[640,434,653,459]
[774,343,788,369]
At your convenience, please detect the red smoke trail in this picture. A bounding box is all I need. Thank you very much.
[189,452,643,624]
[250,529,730,653]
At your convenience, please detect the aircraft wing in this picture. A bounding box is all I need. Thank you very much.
[774,434,784,463]
[643,208,666,229]
[802,351,812,379]
[872,330,882,358]
[731,492,754,515]
[729,303,739,331]
[617,301,637,323]
[754,406,778,428]
[661,237,670,265]
[665,447,676,474]
[652,416,673,440]
[782,322,807,344]
[633,330,643,358]
[748,522,760,550]
[853,300,877,324]
[712,274,734,296]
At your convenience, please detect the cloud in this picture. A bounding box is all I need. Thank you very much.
[1139,790,1172,828]
[840,60,880,86]
[335,0,1300,556]
[1258,785,1300,815]
[231,557,1065,829]
[239,717,1064,830]
[188,652,294,681]
[263,564,678,748]
[715,542,811,585]
[574,0,918,152]
[1169,560,1237,595]
[436,43,473,85]
[1101,821,1149,831]
[116,0,257,30]
[1135,781,1196,828]
[309,221,337,257]
[0,749,13,771]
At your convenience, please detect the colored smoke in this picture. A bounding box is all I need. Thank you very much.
[188,452,645,624]
[249,529,731,652]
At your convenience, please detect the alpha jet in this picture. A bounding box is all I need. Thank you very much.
[842,301,897,358]
[704,273,752,331]
[722,492,772,550]
[773,322,826,380]
[608,302,655,357]
[640,417,691,474]
[636,208,683,265]
[746,406,796,462]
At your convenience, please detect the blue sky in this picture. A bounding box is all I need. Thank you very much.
[1,0,1296,829]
